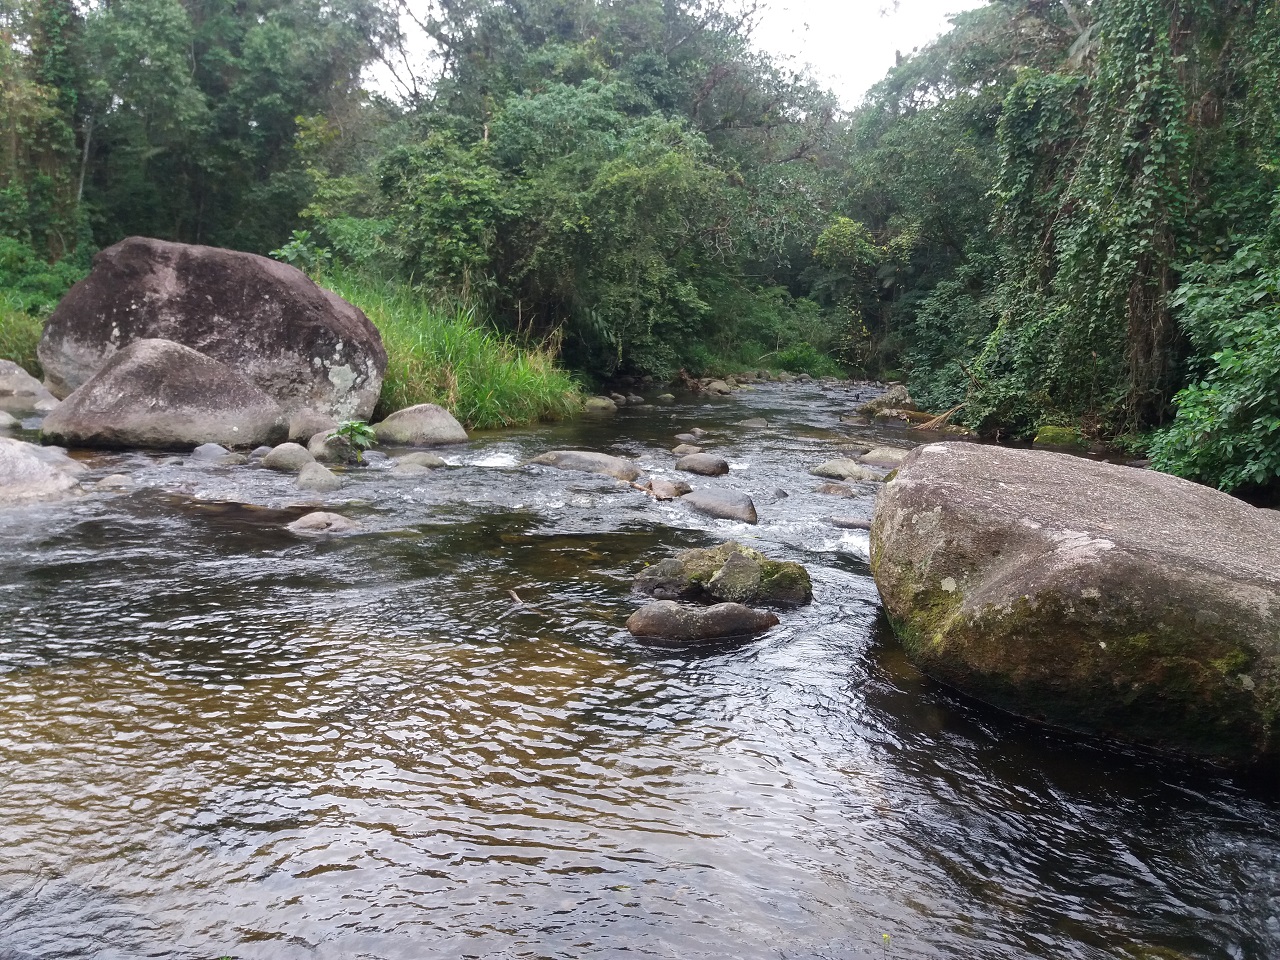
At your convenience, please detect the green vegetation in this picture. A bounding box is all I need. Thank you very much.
[323,270,582,430]
[331,419,376,463]
[4,0,1280,492]
[0,301,43,376]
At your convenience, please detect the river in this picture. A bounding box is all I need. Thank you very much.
[1,381,1277,959]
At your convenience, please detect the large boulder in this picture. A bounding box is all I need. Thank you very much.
[37,237,386,420]
[0,360,59,415]
[635,540,812,606]
[871,441,1280,764]
[372,403,468,446]
[626,600,779,643]
[0,437,82,505]
[40,339,287,450]
[527,450,641,482]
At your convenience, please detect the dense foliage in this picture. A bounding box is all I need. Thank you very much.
[4,0,1280,489]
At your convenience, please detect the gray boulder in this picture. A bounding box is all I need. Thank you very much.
[810,459,883,482]
[0,437,82,505]
[191,442,231,460]
[705,380,733,395]
[288,409,339,443]
[38,237,385,420]
[583,396,618,415]
[646,478,692,501]
[0,360,59,415]
[373,403,468,446]
[262,442,315,472]
[296,462,342,492]
[527,450,641,482]
[871,441,1280,764]
[676,453,730,476]
[395,452,447,469]
[635,540,812,606]
[391,462,433,477]
[308,430,359,464]
[861,446,909,467]
[287,511,360,535]
[40,339,287,450]
[672,444,704,455]
[681,488,758,524]
[626,600,779,642]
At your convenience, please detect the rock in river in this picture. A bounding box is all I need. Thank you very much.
[287,511,361,535]
[373,403,468,446]
[810,459,882,482]
[636,540,812,606]
[680,488,757,524]
[527,450,641,482]
[262,442,316,473]
[871,441,1280,764]
[626,600,779,643]
[0,359,59,415]
[296,462,342,493]
[40,339,288,450]
[38,236,386,420]
[0,437,82,505]
[676,453,730,476]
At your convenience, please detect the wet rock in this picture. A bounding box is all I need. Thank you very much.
[0,359,59,416]
[674,433,700,444]
[395,452,447,469]
[860,446,909,467]
[857,384,916,416]
[626,600,779,643]
[646,478,693,500]
[672,443,704,456]
[262,442,316,472]
[705,380,733,396]
[391,462,433,477]
[810,460,882,482]
[656,394,675,404]
[191,442,231,460]
[609,393,627,405]
[636,540,811,606]
[287,511,361,535]
[528,450,642,482]
[296,462,341,492]
[738,417,768,428]
[308,430,359,465]
[373,403,468,446]
[830,516,872,530]
[0,437,82,505]
[0,411,17,430]
[872,441,1280,764]
[41,339,288,450]
[583,396,618,415]
[625,393,645,405]
[38,236,385,420]
[94,473,134,491]
[288,409,339,444]
[690,427,708,438]
[815,482,855,497]
[676,453,730,476]
[680,488,757,524]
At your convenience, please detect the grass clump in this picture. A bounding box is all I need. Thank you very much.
[0,300,44,377]
[323,270,582,430]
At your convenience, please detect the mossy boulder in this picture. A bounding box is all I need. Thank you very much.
[1033,424,1087,449]
[635,540,812,607]
[871,441,1280,765]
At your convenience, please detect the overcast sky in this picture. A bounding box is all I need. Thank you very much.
[754,0,987,105]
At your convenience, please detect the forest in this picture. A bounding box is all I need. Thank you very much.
[2,0,1278,494]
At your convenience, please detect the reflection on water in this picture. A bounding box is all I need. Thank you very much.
[1,382,1277,959]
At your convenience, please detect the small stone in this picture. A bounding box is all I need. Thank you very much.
[681,488,757,524]
[738,418,768,428]
[94,473,134,490]
[191,442,231,460]
[609,393,627,405]
[689,427,708,438]
[672,444,704,455]
[296,462,341,492]
[626,600,779,643]
[262,442,316,472]
[676,453,730,476]
[674,433,699,444]
[583,396,618,415]
[861,446,909,467]
[391,462,433,477]
[816,482,855,497]
[395,452,447,469]
[249,445,273,459]
[625,394,645,405]
[656,394,675,404]
[287,511,361,535]
[648,478,693,500]
[705,380,732,395]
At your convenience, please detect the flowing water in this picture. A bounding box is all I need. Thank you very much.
[1,382,1278,960]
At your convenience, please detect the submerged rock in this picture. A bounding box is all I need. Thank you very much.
[815,482,855,497]
[676,453,730,476]
[373,403,468,446]
[681,488,757,524]
[287,511,361,535]
[38,236,385,420]
[626,600,779,643]
[0,437,82,505]
[635,540,811,606]
[645,478,693,500]
[871,441,1280,764]
[527,450,641,482]
[40,339,288,450]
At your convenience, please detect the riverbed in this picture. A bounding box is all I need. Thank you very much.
[1,381,1277,959]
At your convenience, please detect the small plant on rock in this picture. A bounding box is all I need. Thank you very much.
[333,420,376,463]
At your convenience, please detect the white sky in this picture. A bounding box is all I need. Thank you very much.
[754,0,988,105]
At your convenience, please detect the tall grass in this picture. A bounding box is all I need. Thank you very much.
[323,270,582,430]
[0,299,44,377]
